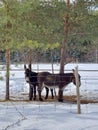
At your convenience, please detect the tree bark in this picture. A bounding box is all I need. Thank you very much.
[60,42,66,73]
[5,49,10,100]
[60,0,70,74]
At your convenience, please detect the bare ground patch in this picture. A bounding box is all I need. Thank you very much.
[0,94,98,104]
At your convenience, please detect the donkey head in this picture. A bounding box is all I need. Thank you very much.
[24,64,32,83]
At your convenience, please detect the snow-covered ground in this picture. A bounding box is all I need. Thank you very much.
[0,63,98,101]
[0,63,98,130]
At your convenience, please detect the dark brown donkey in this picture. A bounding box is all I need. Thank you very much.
[37,70,81,102]
[24,64,54,100]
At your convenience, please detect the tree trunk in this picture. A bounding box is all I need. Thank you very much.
[60,0,70,73]
[60,42,66,73]
[5,49,10,100]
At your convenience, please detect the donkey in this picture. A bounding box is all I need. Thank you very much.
[24,64,54,101]
[37,70,81,102]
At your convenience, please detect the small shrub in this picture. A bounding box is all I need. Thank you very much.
[0,76,4,81]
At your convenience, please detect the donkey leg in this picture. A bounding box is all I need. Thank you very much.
[58,89,63,102]
[38,89,43,101]
[29,85,33,101]
[33,85,36,101]
[45,87,49,99]
[50,89,54,99]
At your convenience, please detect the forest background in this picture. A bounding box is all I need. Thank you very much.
[0,0,98,64]
[0,0,98,101]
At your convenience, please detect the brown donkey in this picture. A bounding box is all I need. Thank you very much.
[37,70,81,102]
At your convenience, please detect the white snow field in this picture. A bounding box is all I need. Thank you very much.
[0,63,98,130]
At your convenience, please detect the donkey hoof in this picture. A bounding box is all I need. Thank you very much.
[58,99,63,102]
[29,98,32,101]
[39,98,43,101]
[33,98,36,101]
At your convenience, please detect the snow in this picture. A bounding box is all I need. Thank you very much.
[0,63,98,130]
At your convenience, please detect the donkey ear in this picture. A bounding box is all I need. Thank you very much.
[24,64,26,70]
[28,64,32,70]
